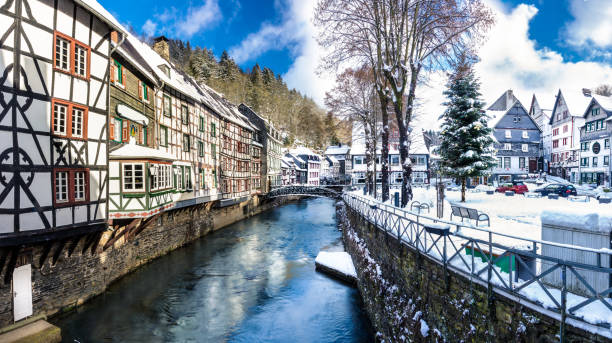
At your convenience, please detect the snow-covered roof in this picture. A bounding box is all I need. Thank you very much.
[290,146,317,156]
[76,0,126,34]
[281,159,292,169]
[117,104,149,126]
[325,145,350,155]
[592,95,612,113]
[327,155,339,164]
[110,143,175,161]
[126,35,203,102]
[115,38,157,85]
[560,90,593,117]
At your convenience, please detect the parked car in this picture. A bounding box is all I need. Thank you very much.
[533,184,577,197]
[495,181,528,194]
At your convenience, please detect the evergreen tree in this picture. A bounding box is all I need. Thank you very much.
[436,65,495,202]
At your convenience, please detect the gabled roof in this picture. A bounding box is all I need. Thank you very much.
[77,0,126,34]
[549,89,593,125]
[325,145,350,155]
[487,90,519,112]
[582,95,612,118]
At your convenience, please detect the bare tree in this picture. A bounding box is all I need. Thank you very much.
[315,0,493,206]
[325,67,380,196]
[594,84,612,97]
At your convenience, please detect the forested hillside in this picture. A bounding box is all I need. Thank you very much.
[157,39,350,149]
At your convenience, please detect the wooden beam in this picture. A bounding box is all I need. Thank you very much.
[51,240,67,266]
[81,233,95,255]
[90,232,103,255]
[38,242,54,269]
[103,219,140,251]
[67,235,82,257]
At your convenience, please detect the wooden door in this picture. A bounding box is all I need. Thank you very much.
[529,159,537,173]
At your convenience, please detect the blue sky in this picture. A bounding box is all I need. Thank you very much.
[100,0,612,125]
[102,0,607,74]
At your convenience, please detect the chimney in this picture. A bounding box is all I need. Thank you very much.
[582,88,592,97]
[153,36,170,62]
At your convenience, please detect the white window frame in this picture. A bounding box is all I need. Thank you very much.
[53,103,67,135]
[74,44,87,77]
[55,36,70,72]
[123,163,145,192]
[505,130,511,138]
[504,143,512,151]
[55,171,68,203]
[522,131,528,139]
[72,107,84,138]
[74,171,86,201]
[521,144,528,152]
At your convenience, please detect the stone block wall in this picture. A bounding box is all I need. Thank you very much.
[338,202,610,343]
[0,195,297,327]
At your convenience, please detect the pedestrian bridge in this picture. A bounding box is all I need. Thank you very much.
[265,185,344,199]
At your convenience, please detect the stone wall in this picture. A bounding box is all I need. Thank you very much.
[0,195,299,327]
[337,202,611,343]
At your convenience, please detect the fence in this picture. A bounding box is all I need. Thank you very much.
[342,192,612,341]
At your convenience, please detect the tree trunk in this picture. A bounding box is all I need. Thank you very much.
[461,177,466,202]
[381,102,390,202]
[364,124,373,196]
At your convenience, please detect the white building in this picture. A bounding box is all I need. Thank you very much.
[349,124,430,186]
[579,95,612,185]
[549,89,589,182]
[290,147,321,186]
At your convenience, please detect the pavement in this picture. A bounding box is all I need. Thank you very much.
[0,320,61,343]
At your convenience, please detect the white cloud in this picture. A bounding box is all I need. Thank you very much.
[142,0,222,38]
[176,0,222,38]
[228,0,334,106]
[417,0,612,130]
[564,0,612,49]
[141,19,157,38]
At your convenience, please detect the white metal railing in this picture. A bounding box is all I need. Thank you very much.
[342,192,612,340]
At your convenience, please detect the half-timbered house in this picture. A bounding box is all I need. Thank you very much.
[0,0,124,243]
[0,0,125,322]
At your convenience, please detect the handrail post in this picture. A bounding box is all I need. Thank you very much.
[560,264,567,343]
[488,231,493,308]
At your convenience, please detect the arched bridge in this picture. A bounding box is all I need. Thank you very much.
[265,185,344,199]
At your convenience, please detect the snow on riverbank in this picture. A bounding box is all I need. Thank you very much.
[315,251,357,279]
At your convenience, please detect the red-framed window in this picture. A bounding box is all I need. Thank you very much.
[53,168,89,206]
[51,99,88,140]
[53,31,90,80]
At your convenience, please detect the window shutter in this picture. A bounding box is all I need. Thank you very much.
[138,125,144,144]
[138,81,143,100]
[110,65,115,83]
[122,120,129,142]
[109,120,115,141]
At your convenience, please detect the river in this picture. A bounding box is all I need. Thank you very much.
[53,198,374,342]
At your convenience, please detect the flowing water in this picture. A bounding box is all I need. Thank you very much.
[53,198,374,342]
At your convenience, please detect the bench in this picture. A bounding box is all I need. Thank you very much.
[450,205,490,227]
[410,201,430,214]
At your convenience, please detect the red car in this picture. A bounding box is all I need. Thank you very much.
[496,181,528,194]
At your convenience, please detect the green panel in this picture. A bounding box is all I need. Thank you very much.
[464,247,514,273]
